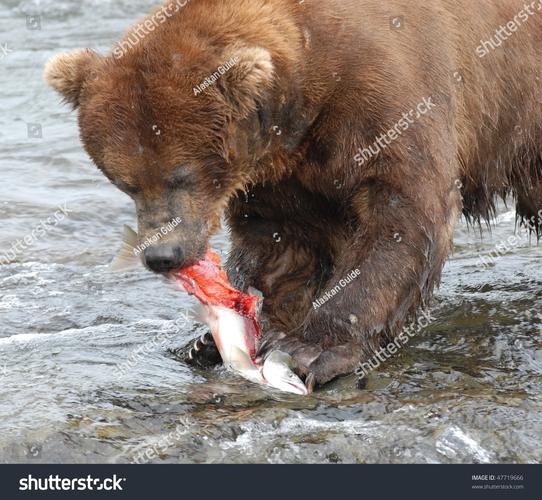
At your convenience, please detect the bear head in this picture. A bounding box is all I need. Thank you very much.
[44,44,275,273]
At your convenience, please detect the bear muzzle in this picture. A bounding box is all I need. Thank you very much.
[144,244,186,273]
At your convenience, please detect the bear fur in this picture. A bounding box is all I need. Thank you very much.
[45,0,542,388]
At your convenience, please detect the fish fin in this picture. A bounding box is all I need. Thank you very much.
[248,286,264,316]
[229,346,260,372]
[110,225,142,272]
[248,286,263,299]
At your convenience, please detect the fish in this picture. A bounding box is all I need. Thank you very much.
[111,225,308,395]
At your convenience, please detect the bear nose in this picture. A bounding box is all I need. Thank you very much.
[144,244,184,273]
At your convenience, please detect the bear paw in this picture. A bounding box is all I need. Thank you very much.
[175,332,222,368]
[257,330,361,392]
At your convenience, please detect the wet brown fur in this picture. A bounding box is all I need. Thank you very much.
[45,0,542,386]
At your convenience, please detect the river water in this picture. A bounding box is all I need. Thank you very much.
[0,0,541,464]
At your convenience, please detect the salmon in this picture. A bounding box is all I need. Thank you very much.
[112,226,308,395]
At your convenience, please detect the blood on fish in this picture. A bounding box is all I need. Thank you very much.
[170,247,262,342]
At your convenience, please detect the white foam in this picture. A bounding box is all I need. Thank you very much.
[436,425,492,463]
[222,413,383,452]
[0,295,21,310]
[493,210,516,225]
[0,331,67,346]
[0,318,169,347]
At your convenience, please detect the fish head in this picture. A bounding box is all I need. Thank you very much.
[262,351,308,396]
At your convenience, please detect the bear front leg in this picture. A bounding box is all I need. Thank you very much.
[258,180,461,390]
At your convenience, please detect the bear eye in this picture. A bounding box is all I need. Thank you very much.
[169,167,194,189]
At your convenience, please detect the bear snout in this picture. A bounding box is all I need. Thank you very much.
[143,244,185,273]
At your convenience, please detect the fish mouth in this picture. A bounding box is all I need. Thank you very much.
[284,380,309,396]
[262,371,309,396]
[266,377,308,396]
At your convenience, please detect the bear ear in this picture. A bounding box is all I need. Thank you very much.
[44,49,101,108]
[219,46,274,116]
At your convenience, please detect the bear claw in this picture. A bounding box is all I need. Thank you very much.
[176,332,222,368]
[305,372,316,394]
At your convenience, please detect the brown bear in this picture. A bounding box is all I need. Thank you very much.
[45,0,542,390]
